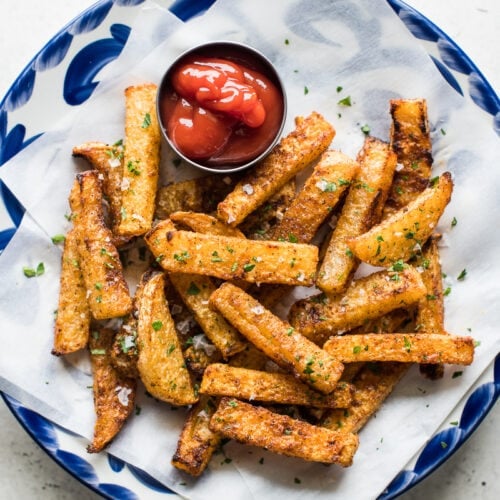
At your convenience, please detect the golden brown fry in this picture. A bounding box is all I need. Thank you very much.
[269,150,358,243]
[145,219,318,286]
[322,362,409,433]
[183,345,222,377]
[170,211,245,238]
[323,333,475,365]
[52,228,90,355]
[200,364,353,408]
[210,283,343,394]
[317,138,397,294]
[169,273,246,359]
[210,398,358,466]
[87,328,136,453]
[348,173,453,266]
[217,112,335,226]
[73,171,132,319]
[155,175,239,220]
[117,83,161,237]
[240,179,296,239]
[384,98,433,217]
[137,273,197,405]
[172,395,221,476]
[288,267,426,344]
[72,141,125,242]
[415,237,447,378]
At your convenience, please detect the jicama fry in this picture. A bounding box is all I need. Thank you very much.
[172,395,221,476]
[317,137,397,294]
[200,363,353,408]
[52,228,90,355]
[210,398,359,466]
[137,273,197,405]
[348,172,453,266]
[87,328,136,453]
[383,98,433,217]
[323,333,475,365]
[415,236,447,379]
[73,140,125,242]
[228,343,270,371]
[269,150,358,243]
[72,171,132,319]
[217,111,335,226]
[322,362,409,434]
[145,219,318,286]
[288,267,426,344]
[117,83,161,237]
[210,283,343,394]
[169,273,246,359]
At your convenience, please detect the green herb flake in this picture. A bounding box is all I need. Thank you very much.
[403,336,412,352]
[51,234,66,244]
[336,86,343,93]
[174,251,190,263]
[142,112,152,128]
[429,176,439,187]
[389,260,406,272]
[231,262,238,272]
[284,38,290,45]
[152,320,163,331]
[440,441,448,449]
[345,248,353,257]
[228,400,238,408]
[211,251,223,263]
[451,216,458,227]
[304,86,309,95]
[243,263,255,272]
[450,420,458,426]
[360,124,370,135]
[166,344,176,355]
[187,282,201,295]
[95,282,103,290]
[457,269,467,281]
[286,327,295,336]
[452,371,463,379]
[127,160,141,176]
[90,349,106,355]
[353,345,362,354]
[337,96,352,106]
[288,233,298,243]
[23,262,45,278]
[440,128,446,136]
[443,286,452,296]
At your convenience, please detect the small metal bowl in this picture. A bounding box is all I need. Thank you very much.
[157,41,287,174]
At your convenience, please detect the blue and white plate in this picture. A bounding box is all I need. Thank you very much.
[0,0,498,498]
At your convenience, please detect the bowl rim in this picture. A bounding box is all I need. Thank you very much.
[156,39,288,174]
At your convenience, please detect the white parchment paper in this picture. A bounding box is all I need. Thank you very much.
[0,1,499,499]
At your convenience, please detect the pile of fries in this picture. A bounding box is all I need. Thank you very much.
[53,82,475,477]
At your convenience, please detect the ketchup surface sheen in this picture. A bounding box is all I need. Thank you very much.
[161,56,283,167]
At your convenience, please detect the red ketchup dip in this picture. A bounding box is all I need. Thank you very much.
[158,43,285,171]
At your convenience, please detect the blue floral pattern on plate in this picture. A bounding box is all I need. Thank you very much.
[0,0,498,498]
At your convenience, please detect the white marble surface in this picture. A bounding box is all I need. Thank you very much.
[0,0,498,498]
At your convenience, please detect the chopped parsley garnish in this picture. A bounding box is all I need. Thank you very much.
[94,282,103,290]
[452,371,463,379]
[228,400,238,408]
[389,260,406,272]
[231,262,238,272]
[288,233,298,243]
[284,39,290,45]
[174,251,190,263]
[440,128,446,136]
[51,234,66,244]
[243,263,255,272]
[166,344,176,355]
[345,248,353,257]
[211,251,223,263]
[451,217,458,227]
[90,349,106,355]
[403,336,412,352]
[440,441,448,449]
[141,112,152,128]
[187,282,201,295]
[457,268,467,281]
[443,286,452,296]
[360,124,370,135]
[152,320,163,331]
[304,86,309,95]
[23,262,45,278]
[127,160,141,176]
[286,327,295,336]
[429,176,439,187]
[337,96,352,106]
[353,345,362,354]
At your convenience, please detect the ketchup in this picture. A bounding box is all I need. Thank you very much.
[159,55,284,168]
